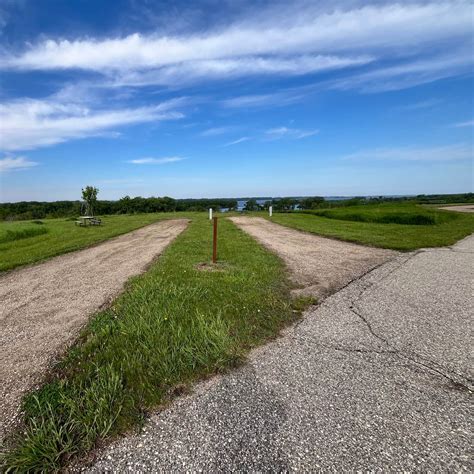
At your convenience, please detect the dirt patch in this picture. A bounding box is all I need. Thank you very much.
[0,219,188,438]
[230,217,397,299]
[438,205,474,213]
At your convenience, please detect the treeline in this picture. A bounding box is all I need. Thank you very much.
[1,193,472,221]
[0,197,238,221]
[247,193,474,212]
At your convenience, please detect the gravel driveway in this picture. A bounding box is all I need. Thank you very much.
[0,219,188,437]
[230,216,396,298]
[88,233,473,472]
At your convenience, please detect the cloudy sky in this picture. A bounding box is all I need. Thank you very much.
[0,0,472,201]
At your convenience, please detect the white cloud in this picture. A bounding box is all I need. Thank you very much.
[265,127,319,140]
[224,137,250,146]
[127,156,184,164]
[2,3,470,73]
[1,2,471,90]
[342,144,473,162]
[452,120,474,128]
[0,156,38,172]
[221,90,307,109]
[110,55,374,86]
[0,98,184,151]
[329,51,473,93]
[394,99,442,112]
[200,126,236,137]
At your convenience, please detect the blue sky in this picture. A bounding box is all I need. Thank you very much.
[0,0,472,202]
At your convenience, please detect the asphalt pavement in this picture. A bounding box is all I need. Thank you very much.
[88,235,473,472]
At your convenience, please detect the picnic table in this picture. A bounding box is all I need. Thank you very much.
[75,216,102,226]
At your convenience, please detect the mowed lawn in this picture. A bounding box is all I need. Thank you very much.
[3,215,304,471]
[266,203,474,251]
[0,213,181,271]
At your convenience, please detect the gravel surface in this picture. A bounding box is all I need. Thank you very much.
[86,231,473,471]
[230,216,396,298]
[0,219,188,437]
[438,205,474,213]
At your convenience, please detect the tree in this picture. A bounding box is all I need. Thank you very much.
[244,198,259,211]
[81,186,99,216]
[300,196,325,209]
[273,197,298,212]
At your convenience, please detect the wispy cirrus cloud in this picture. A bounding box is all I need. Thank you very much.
[0,98,185,151]
[265,127,319,140]
[224,137,250,146]
[2,3,470,71]
[221,50,473,110]
[127,156,184,165]
[1,1,471,89]
[199,126,236,137]
[221,90,306,109]
[329,51,473,93]
[342,144,473,162]
[109,55,374,87]
[393,98,443,112]
[452,120,474,128]
[0,155,38,172]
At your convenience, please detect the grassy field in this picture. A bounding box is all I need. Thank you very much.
[0,214,177,272]
[2,203,472,272]
[3,215,306,471]
[267,203,474,250]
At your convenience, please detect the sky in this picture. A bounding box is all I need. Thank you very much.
[0,0,473,202]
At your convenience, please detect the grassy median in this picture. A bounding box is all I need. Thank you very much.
[267,203,474,250]
[3,216,299,471]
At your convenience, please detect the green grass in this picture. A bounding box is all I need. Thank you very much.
[0,214,177,272]
[3,215,301,471]
[266,203,474,250]
[307,204,449,225]
[0,225,48,244]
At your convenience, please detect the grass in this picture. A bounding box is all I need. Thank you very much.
[266,203,474,251]
[3,215,302,471]
[0,226,48,244]
[306,204,448,225]
[0,214,176,272]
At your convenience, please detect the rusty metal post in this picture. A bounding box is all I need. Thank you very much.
[212,216,218,263]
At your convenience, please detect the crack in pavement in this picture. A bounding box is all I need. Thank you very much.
[292,248,473,392]
[349,304,472,391]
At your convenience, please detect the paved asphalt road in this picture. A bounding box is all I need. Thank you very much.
[89,236,473,472]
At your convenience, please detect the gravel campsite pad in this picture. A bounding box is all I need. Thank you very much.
[230,217,397,299]
[0,219,188,437]
[438,205,474,213]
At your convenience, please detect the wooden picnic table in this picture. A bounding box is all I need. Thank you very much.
[75,216,102,226]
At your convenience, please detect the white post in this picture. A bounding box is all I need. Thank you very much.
[209,208,213,220]
[269,206,273,217]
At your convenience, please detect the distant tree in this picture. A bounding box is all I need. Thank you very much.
[81,186,99,216]
[244,198,259,211]
[273,197,298,212]
[118,195,132,214]
[300,196,325,209]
